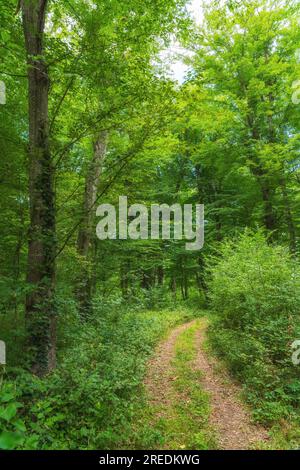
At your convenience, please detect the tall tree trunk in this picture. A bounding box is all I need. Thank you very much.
[170,276,177,300]
[22,0,56,375]
[180,258,186,300]
[184,273,188,300]
[141,270,150,289]
[13,198,25,282]
[260,180,276,232]
[76,131,108,318]
[12,199,25,316]
[157,265,164,286]
[120,259,130,299]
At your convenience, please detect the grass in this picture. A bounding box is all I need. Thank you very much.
[126,319,216,450]
[166,320,217,450]
[205,315,300,450]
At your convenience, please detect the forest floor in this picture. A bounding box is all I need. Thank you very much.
[144,318,270,450]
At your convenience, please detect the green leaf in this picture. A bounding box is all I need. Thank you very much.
[0,31,10,43]
[0,392,15,403]
[0,403,20,422]
[14,419,26,432]
[0,431,23,450]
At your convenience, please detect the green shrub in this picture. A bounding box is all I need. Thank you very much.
[10,305,195,449]
[0,377,40,450]
[207,231,300,423]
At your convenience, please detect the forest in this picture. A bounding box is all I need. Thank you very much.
[1,0,300,452]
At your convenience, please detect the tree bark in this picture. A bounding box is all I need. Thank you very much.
[170,276,177,300]
[76,131,108,318]
[21,0,56,375]
[157,265,164,286]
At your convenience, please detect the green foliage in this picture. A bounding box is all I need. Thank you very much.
[0,380,26,450]
[1,0,300,450]
[207,231,300,424]
[8,305,194,450]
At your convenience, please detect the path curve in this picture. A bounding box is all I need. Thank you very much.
[145,319,269,450]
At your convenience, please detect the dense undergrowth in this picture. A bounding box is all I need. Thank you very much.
[207,231,300,446]
[2,232,300,450]
[0,299,196,450]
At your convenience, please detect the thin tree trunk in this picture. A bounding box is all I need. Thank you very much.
[157,265,164,286]
[22,0,56,375]
[170,276,177,300]
[180,258,185,300]
[12,199,25,316]
[13,198,25,282]
[260,181,276,232]
[141,270,150,289]
[76,131,108,318]
[184,273,188,300]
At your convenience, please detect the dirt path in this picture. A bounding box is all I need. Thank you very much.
[194,322,269,450]
[144,320,196,413]
[145,319,269,450]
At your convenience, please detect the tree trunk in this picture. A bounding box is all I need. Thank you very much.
[170,276,177,300]
[260,181,276,232]
[157,265,164,286]
[141,270,151,289]
[22,0,56,376]
[184,273,188,300]
[76,131,108,318]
